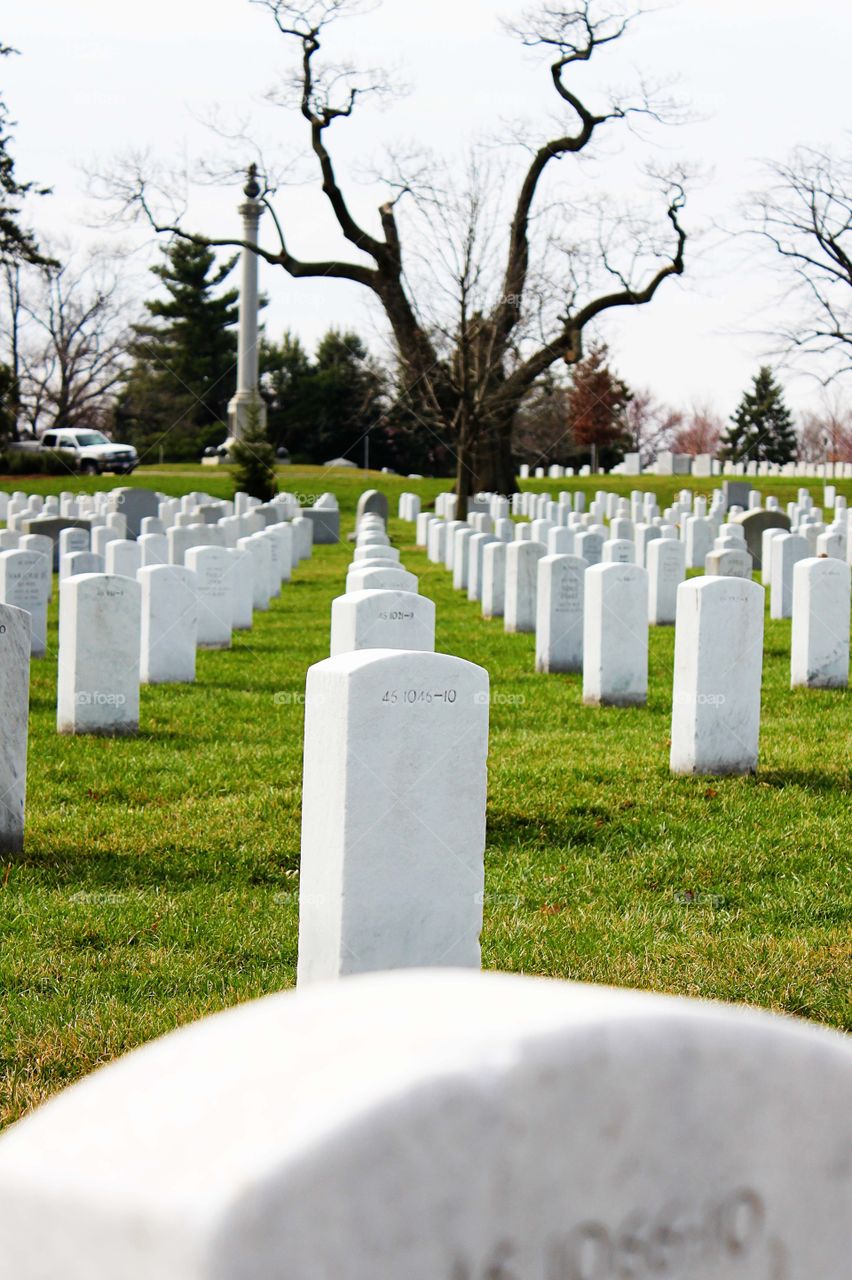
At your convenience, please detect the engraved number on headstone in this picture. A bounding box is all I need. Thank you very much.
[382,689,457,705]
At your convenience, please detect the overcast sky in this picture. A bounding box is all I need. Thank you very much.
[4,0,851,419]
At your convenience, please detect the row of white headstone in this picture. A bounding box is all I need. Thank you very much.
[0,487,331,851]
[409,487,850,777]
[298,502,489,983]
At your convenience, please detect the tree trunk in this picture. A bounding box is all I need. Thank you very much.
[472,413,516,495]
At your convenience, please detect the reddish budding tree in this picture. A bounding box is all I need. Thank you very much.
[670,403,723,456]
[118,0,687,513]
[566,341,631,471]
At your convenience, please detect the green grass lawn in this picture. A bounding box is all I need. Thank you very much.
[0,465,850,1129]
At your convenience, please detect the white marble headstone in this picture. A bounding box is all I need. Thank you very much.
[330,589,436,657]
[57,574,141,734]
[0,968,849,1279]
[298,649,489,982]
[139,565,198,685]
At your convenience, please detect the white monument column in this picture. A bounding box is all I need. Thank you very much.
[227,164,267,441]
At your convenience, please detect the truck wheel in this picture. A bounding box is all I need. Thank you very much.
[80,461,99,476]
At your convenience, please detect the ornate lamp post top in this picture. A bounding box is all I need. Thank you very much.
[244,164,261,200]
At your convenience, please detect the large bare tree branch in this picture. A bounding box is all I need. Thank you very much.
[747,145,852,381]
[498,180,686,406]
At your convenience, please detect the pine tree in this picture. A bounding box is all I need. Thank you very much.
[721,366,798,464]
[0,45,53,269]
[230,401,278,502]
[566,342,632,471]
[118,239,238,460]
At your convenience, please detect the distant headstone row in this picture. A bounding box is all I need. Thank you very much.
[0,485,342,850]
[416,482,850,779]
[299,495,489,982]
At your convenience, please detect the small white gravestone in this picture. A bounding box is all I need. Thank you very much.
[17,532,53,600]
[138,532,168,567]
[481,539,507,619]
[104,539,142,579]
[58,527,89,568]
[61,549,104,583]
[0,550,49,657]
[670,577,764,774]
[259,530,282,598]
[770,533,809,620]
[346,565,418,594]
[705,546,753,579]
[790,557,851,689]
[684,515,713,569]
[185,546,233,649]
[330,589,436,656]
[761,527,786,586]
[354,543,400,563]
[602,537,635,564]
[91,524,121,559]
[647,536,686,625]
[237,535,271,611]
[426,520,447,565]
[0,969,849,1280]
[466,532,496,603]
[139,565,198,684]
[298,649,488,981]
[504,540,546,633]
[292,515,313,562]
[270,523,294,583]
[574,529,604,566]
[0,603,30,852]
[226,548,254,631]
[583,563,648,706]
[442,519,465,570]
[547,526,574,556]
[452,526,474,591]
[57,574,141,734]
[535,554,586,674]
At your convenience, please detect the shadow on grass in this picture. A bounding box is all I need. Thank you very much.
[751,768,852,793]
[2,842,297,889]
[487,807,614,850]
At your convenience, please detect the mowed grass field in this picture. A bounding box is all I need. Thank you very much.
[0,464,850,1129]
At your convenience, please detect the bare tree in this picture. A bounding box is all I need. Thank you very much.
[798,393,852,463]
[749,144,852,381]
[108,0,687,512]
[670,402,723,456]
[623,388,682,464]
[11,249,132,434]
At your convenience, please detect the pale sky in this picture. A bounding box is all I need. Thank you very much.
[4,0,851,419]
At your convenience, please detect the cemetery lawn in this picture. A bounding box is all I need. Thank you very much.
[1,465,850,1129]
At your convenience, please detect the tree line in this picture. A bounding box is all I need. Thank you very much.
[2,10,851,484]
[1,230,847,471]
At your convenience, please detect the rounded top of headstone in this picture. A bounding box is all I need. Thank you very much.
[243,163,261,199]
[0,969,848,1278]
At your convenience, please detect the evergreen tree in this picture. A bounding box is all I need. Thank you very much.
[0,45,53,269]
[259,331,313,450]
[566,342,632,471]
[117,239,238,460]
[230,401,278,502]
[721,366,798,464]
[260,328,386,464]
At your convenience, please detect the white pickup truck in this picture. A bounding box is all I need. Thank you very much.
[39,428,138,476]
